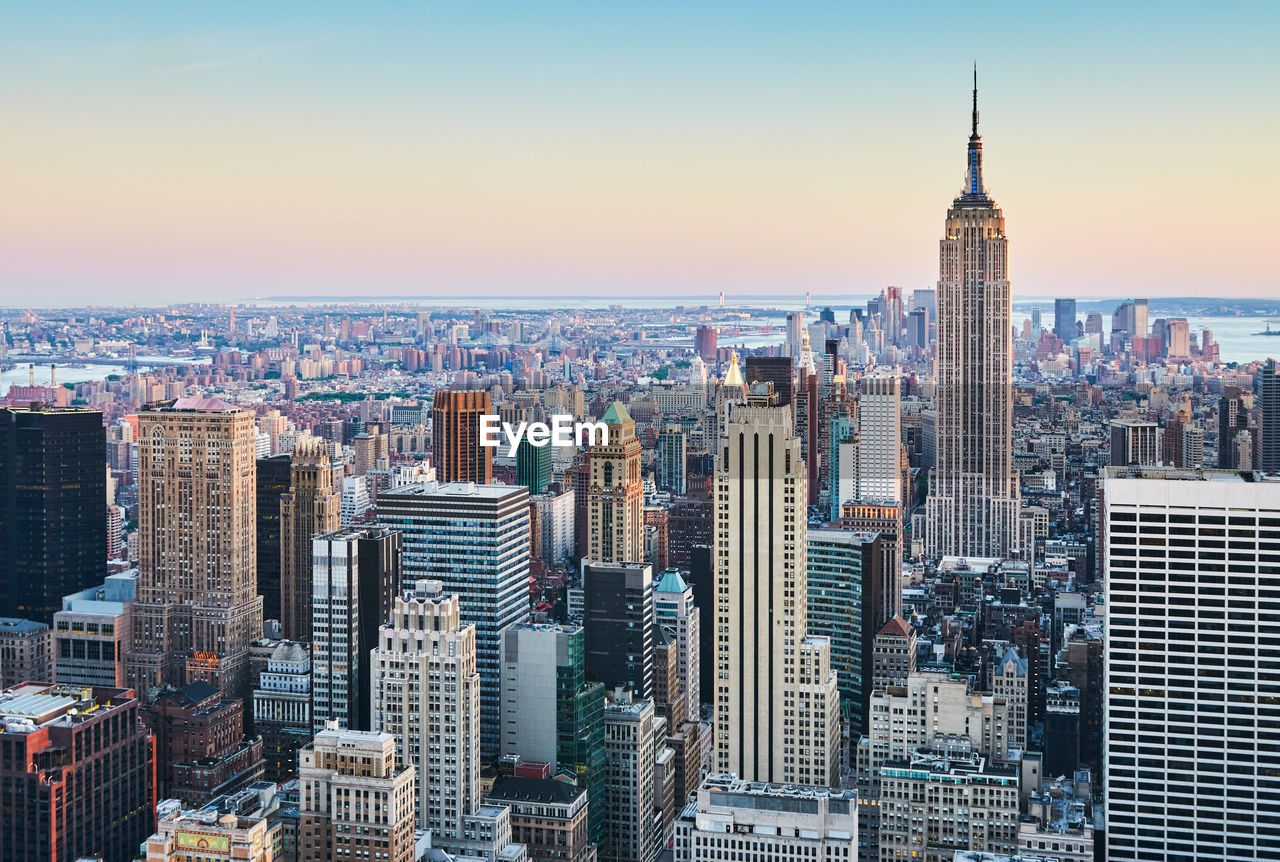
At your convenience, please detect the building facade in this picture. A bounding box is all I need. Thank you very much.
[280,437,341,642]
[714,403,841,786]
[371,579,481,840]
[1103,467,1280,861]
[0,682,155,862]
[127,398,263,700]
[299,727,416,862]
[0,406,107,623]
[585,403,644,564]
[432,389,494,484]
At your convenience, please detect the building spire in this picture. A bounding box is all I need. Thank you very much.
[972,63,979,138]
[962,64,987,202]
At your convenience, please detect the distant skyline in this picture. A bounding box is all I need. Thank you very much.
[2,2,1278,302]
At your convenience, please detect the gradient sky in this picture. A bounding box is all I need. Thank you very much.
[2,2,1278,304]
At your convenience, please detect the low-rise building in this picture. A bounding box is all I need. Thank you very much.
[673,773,857,861]
[485,775,597,862]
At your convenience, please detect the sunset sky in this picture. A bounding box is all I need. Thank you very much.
[2,2,1277,303]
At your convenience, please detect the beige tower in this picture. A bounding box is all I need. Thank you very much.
[371,579,481,842]
[926,70,1021,558]
[713,403,840,787]
[127,397,263,699]
[585,402,643,564]
[280,436,341,642]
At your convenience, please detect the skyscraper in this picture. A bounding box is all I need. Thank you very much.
[280,437,341,642]
[497,623,607,847]
[653,568,701,721]
[127,398,262,700]
[0,406,106,623]
[1102,467,1280,860]
[377,481,531,758]
[743,356,794,408]
[583,561,655,700]
[655,424,688,495]
[806,527,883,736]
[694,324,717,361]
[714,403,841,786]
[431,389,494,484]
[516,435,553,494]
[1053,297,1077,343]
[585,402,644,564]
[856,373,902,503]
[1257,359,1279,471]
[372,579,480,840]
[310,528,365,731]
[926,72,1022,559]
[255,453,292,624]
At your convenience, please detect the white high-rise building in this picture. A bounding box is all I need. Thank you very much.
[1103,467,1280,861]
[371,579,481,841]
[653,569,700,721]
[340,475,372,524]
[714,403,840,786]
[310,529,363,731]
[856,373,902,504]
[531,485,575,565]
[925,73,1021,558]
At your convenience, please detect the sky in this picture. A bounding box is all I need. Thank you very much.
[2,2,1278,304]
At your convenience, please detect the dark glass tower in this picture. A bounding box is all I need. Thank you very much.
[0,407,106,622]
[255,454,293,624]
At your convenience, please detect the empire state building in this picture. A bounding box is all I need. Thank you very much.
[926,71,1021,558]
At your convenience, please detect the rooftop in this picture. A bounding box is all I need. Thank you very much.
[0,617,48,634]
[381,481,527,500]
[486,775,584,806]
[0,683,133,730]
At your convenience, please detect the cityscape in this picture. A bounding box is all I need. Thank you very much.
[3,8,1280,862]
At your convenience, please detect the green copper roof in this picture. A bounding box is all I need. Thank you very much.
[600,401,631,426]
[655,569,689,593]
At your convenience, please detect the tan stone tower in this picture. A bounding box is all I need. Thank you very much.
[584,402,644,564]
[126,398,263,699]
[280,436,340,641]
[713,404,840,786]
[926,69,1021,558]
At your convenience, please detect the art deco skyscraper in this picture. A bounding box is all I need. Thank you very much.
[584,402,644,564]
[280,437,340,641]
[127,398,263,699]
[372,579,480,841]
[713,403,841,787]
[432,389,493,484]
[926,71,1021,558]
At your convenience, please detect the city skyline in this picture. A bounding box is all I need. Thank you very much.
[3,3,1278,303]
